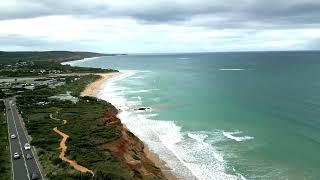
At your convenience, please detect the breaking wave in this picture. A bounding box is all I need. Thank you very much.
[96,70,246,180]
[219,69,245,71]
[223,131,254,142]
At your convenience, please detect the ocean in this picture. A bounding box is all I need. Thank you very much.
[65,51,320,180]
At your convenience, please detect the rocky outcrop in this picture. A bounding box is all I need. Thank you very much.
[134,107,152,111]
[100,109,166,180]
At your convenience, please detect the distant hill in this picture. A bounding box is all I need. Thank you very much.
[0,51,123,64]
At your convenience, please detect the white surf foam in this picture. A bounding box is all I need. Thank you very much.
[131,76,145,79]
[187,133,224,163]
[219,69,245,71]
[126,89,160,94]
[145,113,159,118]
[223,131,254,142]
[97,70,242,180]
[187,132,207,144]
[132,96,142,100]
[178,57,191,60]
[61,56,102,66]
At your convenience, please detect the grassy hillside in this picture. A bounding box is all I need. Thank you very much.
[0,51,114,64]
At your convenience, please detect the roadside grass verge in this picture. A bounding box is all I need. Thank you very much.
[0,101,11,180]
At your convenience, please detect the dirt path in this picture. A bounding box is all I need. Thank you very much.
[51,113,94,176]
[50,114,67,124]
[53,127,94,176]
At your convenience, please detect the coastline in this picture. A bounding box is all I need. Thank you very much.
[81,73,178,180]
[144,146,179,180]
[80,72,120,97]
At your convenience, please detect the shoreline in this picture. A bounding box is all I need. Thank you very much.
[144,146,179,180]
[80,72,120,97]
[81,72,178,180]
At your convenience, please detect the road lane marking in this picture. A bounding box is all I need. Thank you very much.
[5,100,14,180]
[14,103,45,180]
[9,102,31,180]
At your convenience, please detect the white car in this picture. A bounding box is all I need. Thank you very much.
[10,134,16,139]
[24,143,31,150]
[13,152,20,159]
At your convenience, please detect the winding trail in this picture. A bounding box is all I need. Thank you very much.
[50,114,67,124]
[51,114,94,176]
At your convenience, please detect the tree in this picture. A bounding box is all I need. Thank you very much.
[0,90,5,99]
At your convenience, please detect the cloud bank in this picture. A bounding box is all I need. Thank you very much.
[1,0,320,52]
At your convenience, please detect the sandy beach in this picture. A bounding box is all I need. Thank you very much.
[81,72,178,180]
[144,146,179,180]
[80,73,119,97]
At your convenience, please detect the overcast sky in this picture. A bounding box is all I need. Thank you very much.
[1,0,320,53]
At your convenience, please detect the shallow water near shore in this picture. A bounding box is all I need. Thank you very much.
[65,52,320,180]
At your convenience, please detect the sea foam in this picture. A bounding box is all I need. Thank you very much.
[223,131,254,142]
[61,57,101,66]
[178,57,191,60]
[126,89,160,94]
[219,69,245,71]
[97,70,243,180]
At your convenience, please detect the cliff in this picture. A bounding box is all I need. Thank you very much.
[99,107,166,179]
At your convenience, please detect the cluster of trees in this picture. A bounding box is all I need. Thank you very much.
[16,75,132,179]
[0,90,5,99]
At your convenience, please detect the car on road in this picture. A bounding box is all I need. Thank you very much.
[13,152,20,159]
[30,172,39,180]
[26,153,33,159]
[24,143,31,150]
[10,134,16,139]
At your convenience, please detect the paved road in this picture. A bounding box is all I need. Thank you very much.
[4,98,44,180]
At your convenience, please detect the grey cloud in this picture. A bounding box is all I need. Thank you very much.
[1,0,320,29]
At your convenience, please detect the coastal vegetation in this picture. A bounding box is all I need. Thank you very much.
[0,51,118,64]
[17,75,132,179]
[16,73,165,179]
[0,101,11,180]
[0,51,164,180]
[0,61,117,77]
[0,51,119,77]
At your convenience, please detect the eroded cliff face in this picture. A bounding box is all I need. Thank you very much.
[99,109,166,180]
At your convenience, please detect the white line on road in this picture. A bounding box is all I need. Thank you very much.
[5,100,14,180]
[14,103,45,180]
[9,101,31,180]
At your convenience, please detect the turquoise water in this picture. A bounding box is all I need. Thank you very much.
[67,52,320,180]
